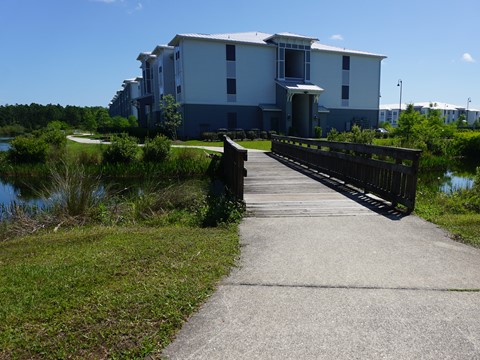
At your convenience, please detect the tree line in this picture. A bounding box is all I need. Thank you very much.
[0,103,137,136]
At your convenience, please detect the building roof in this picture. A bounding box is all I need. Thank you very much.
[264,32,319,43]
[151,44,174,56]
[168,31,385,58]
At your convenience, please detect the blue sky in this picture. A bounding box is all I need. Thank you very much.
[1,0,479,109]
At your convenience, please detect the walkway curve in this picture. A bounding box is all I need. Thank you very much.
[67,135,266,153]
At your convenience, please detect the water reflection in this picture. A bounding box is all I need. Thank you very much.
[0,138,12,152]
[419,159,478,193]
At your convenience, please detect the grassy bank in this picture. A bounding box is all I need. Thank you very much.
[415,187,480,247]
[1,141,213,178]
[0,225,239,359]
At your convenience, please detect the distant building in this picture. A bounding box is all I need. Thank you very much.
[380,102,480,127]
[108,78,141,119]
[110,31,386,138]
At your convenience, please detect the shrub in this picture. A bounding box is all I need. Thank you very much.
[102,133,139,164]
[142,134,171,162]
[235,129,246,140]
[202,132,218,142]
[314,126,322,139]
[8,135,49,163]
[268,130,277,139]
[42,128,67,148]
[217,128,228,140]
[260,131,268,139]
[246,131,256,140]
[452,131,480,158]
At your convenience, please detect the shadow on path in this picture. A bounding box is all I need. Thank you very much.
[266,152,407,221]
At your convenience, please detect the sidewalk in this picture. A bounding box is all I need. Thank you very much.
[67,135,267,153]
[162,152,480,359]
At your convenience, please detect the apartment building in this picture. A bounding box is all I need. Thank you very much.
[380,102,480,126]
[110,31,386,138]
[108,78,141,119]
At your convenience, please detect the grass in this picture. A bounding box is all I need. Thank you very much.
[0,224,239,359]
[182,139,272,151]
[415,181,480,247]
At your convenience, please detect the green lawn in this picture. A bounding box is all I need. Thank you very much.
[0,225,239,359]
[183,139,272,151]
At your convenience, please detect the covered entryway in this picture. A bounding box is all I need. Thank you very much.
[276,81,324,137]
[292,94,311,137]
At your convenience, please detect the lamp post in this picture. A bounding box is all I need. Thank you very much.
[397,79,403,122]
[466,97,471,123]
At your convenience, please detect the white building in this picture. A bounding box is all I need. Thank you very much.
[108,78,141,119]
[380,102,480,127]
[110,31,386,138]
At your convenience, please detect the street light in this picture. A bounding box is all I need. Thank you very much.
[397,79,403,121]
[466,97,471,123]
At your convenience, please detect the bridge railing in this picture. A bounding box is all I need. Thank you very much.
[271,135,422,212]
[223,135,248,200]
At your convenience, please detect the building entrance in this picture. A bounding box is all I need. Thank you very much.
[292,94,312,137]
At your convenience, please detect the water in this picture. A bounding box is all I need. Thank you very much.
[419,159,478,193]
[0,138,12,152]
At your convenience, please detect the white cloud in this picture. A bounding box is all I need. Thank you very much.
[135,2,143,10]
[462,53,475,63]
[330,34,344,41]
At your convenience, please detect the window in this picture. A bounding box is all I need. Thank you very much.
[285,49,305,78]
[342,56,350,70]
[341,85,349,100]
[226,44,236,61]
[176,85,181,94]
[175,51,180,60]
[227,79,236,95]
[159,66,162,73]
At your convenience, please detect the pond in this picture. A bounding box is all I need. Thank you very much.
[0,138,12,152]
[419,159,479,193]
[0,174,166,220]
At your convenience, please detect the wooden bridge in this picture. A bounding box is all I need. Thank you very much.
[223,135,421,216]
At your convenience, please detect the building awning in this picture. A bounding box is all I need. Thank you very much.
[276,80,324,102]
[318,105,330,113]
[259,104,282,112]
[276,80,324,94]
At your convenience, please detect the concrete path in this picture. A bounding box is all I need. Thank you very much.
[67,135,268,153]
[163,152,480,359]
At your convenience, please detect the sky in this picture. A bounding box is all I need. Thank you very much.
[1,0,479,110]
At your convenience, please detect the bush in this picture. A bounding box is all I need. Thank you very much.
[102,133,139,164]
[314,126,322,139]
[217,128,228,140]
[246,131,256,140]
[235,129,246,140]
[42,128,67,148]
[260,131,268,139]
[268,130,277,139]
[452,131,480,158]
[8,135,49,164]
[202,132,218,142]
[142,135,171,162]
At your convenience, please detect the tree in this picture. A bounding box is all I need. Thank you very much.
[395,104,422,142]
[82,108,97,132]
[159,95,182,140]
[128,115,138,127]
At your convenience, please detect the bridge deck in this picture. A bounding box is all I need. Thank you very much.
[244,152,395,217]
